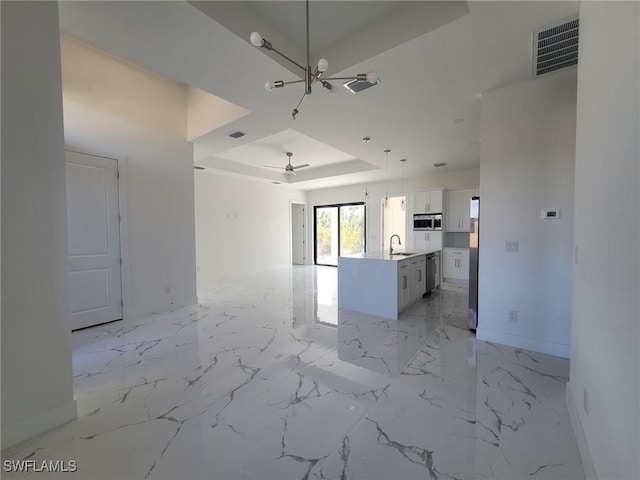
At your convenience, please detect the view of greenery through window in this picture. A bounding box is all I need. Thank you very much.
[339,206,365,256]
[315,209,334,261]
[315,204,365,265]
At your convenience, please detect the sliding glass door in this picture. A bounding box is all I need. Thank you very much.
[314,203,365,266]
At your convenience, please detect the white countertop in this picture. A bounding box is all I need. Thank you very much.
[340,249,440,262]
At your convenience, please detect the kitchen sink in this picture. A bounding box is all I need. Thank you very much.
[390,252,416,256]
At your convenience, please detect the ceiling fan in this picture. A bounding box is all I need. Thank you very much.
[264,152,309,175]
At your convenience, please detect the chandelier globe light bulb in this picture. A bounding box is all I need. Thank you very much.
[250,32,263,47]
[317,58,329,73]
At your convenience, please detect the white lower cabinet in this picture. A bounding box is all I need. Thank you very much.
[397,255,427,311]
[442,248,469,282]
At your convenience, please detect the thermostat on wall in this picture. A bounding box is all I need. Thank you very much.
[542,209,560,219]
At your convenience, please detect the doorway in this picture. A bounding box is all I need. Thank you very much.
[65,151,123,330]
[381,195,407,251]
[314,203,365,266]
[291,202,306,265]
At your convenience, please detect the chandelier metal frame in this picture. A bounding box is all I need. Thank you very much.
[250,0,378,119]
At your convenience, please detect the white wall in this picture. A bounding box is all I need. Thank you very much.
[1,2,76,447]
[61,35,197,317]
[307,168,480,252]
[186,86,248,142]
[568,3,639,478]
[194,172,306,287]
[478,68,577,358]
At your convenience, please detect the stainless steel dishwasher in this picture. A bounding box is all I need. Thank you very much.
[425,253,436,293]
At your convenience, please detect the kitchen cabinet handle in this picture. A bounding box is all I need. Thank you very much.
[418,270,422,282]
[403,275,407,289]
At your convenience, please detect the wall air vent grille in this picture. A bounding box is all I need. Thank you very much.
[343,78,379,94]
[194,166,206,171]
[534,18,579,77]
[228,131,246,139]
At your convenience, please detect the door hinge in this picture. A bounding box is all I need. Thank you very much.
[117,171,120,179]
[120,258,122,265]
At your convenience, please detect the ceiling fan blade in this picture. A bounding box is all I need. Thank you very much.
[292,164,310,169]
[263,165,284,169]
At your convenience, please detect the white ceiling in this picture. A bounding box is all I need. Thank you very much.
[58,1,581,190]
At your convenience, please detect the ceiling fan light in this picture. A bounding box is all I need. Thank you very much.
[366,72,379,83]
[317,58,329,73]
[264,80,274,91]
[250,31,263,47]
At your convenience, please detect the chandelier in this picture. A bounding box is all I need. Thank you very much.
[250,0,379,119]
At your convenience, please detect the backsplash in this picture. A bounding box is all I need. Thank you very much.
[445,232,469,248]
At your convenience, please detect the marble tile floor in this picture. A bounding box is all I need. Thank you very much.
[2,266,584,480]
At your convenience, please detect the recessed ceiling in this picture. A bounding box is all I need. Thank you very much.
[58,1,581,190]
[216,129,355,171]
[190,1,469,76]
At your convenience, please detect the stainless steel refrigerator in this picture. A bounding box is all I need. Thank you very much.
[468,196,479,330]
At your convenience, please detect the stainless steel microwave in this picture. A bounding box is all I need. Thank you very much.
[413,213,442,231]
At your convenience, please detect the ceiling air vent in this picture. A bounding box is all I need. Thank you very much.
[433,162,447,168]
[343,78,379,94]
[228,131,246,139]
[534,18,579,77]
[194,166,206,171]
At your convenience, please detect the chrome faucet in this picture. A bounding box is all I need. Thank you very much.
[389,234,402,255]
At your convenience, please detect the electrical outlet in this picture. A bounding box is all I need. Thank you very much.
[505,241,519,253]
[508,310,518,322]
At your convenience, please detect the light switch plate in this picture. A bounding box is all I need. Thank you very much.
[505,240,519,253]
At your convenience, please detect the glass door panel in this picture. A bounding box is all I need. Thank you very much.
[339,204,365,257]
[314,203,365,266]
[315,206,339,266]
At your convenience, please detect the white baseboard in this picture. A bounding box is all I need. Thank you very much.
[126,295,199,319]
[476,329,570,358]
[566,384,597,479]
[2,400,77,449]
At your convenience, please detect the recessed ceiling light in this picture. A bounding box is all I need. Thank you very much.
[433,162,447,168]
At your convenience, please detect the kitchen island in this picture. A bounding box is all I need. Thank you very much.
[338,250,440,320]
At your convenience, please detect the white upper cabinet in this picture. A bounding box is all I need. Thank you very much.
[445,188,477,232]
[413,189,443,214]
[414,231,442,251]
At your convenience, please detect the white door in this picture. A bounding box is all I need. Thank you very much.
[291,203,306,265]
[66,151,123,330]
